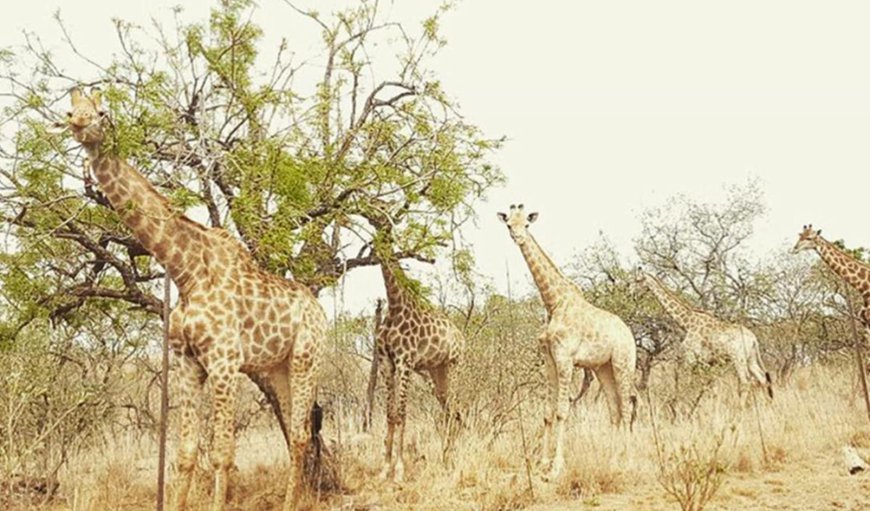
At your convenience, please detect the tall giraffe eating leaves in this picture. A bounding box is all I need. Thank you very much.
[66,87,325,511]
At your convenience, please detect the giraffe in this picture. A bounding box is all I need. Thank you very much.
[374,249,465,482]
[66,87,325,511]
[792,225,870,330]
[497,204,637,480]
[633,269,773,400]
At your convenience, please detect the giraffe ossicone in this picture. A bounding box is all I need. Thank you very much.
[67,86,326,511]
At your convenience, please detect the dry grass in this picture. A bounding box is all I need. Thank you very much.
[11,363,870,510]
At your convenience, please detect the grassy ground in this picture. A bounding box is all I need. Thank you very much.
[9,364,870,510]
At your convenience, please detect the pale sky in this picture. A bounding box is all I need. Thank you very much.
[2,1,869,315]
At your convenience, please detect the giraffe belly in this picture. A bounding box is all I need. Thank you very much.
[238,328,296,372]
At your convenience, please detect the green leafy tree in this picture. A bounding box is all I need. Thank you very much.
[0,0,503,341]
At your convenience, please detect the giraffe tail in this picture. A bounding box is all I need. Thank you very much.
[754,344,774,400]
[629,394,638,432]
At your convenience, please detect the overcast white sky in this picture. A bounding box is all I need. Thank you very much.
[2,1,869,315]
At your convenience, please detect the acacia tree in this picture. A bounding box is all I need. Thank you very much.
[0,0,503,339]
[635,180,766,320]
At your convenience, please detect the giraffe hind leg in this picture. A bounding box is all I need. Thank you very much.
[280,340,319,511]
[595,362,621,426]
[430,364,459,464]
[170,354,206,511]
[206,355,241,511]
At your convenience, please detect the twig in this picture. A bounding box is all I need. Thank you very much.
[156,275,171,511]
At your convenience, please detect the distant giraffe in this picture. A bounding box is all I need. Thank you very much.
[633,269,773,400]
[374,249,464,482]
[498,204,637,480]
[66,87,325,511]
[793,225,870,330]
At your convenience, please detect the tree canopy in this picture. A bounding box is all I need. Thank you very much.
[0,0,504,342]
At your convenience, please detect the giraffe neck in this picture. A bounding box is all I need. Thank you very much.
[90,154,206,295]
[380,257,422,316]
[644,275,699,330]
[814,237,870,296]
[516,234,578,313]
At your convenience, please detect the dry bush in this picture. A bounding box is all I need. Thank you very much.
[653,426,732,511]
[0,337,117,508]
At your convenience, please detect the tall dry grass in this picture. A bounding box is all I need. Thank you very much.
[9,361,868,511]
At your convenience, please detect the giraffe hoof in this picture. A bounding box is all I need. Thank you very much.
[393,464,405,483]
[543,464,563,482]
[378,467,392,481]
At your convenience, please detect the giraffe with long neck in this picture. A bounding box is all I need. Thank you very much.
[634,270,773,399]
[66,87,325,511]
[498,204,637,480]
[793,225,870,327]
[374,246,464,482]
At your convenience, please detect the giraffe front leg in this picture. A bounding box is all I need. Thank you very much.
[391,364,411,483]
[284,345,318,511]
[539,338,557,472]
[545,358,573,481]
[170,354,205,511]
[207,357,241,511]
[380,358,397,481]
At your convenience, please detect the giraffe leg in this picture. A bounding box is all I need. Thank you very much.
[546,357,573,481]
[207,357,241,511]
[430,364,458,463]
[380,357,397,481]
[540,342,558,471]
[170,354,206,511]
[283,345,318,511]
[747,356,767,392]
[612,359,635,429]
[595,362,620,426]
[734,363,750,408]
[391,364,411,483]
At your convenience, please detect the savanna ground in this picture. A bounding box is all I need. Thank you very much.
[7,362,870,511]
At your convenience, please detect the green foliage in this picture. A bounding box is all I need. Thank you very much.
[0,0,502,336]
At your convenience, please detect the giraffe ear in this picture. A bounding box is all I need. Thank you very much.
[69,87,83,106]
[527,212,539,223]
[816,229,822,235]
[90,87,102,109]
[496,212,508,223]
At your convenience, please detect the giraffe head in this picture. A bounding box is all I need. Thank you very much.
[66,87,106,147]
[792,224,822,254]
[630,266,652,296]
[496,204,538,245]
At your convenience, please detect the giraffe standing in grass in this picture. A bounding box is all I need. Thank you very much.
[497,204,637,480]
[633,269,773,400]
[374,250,464,483]
[793,225,870,330]
[66,87,325,511]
